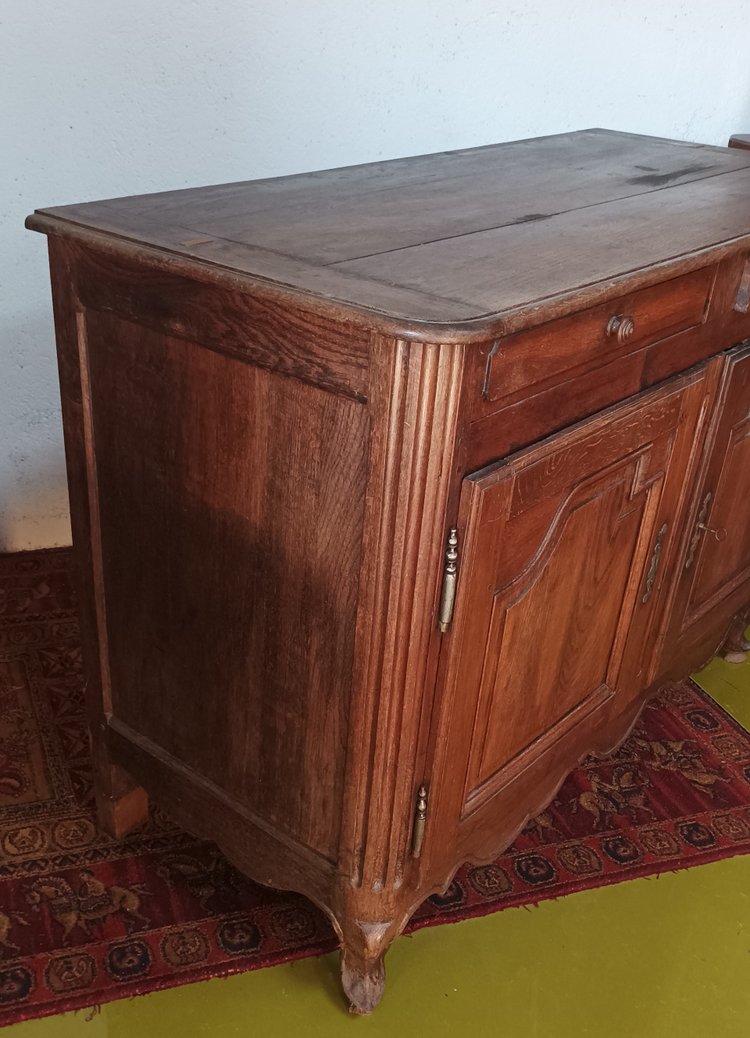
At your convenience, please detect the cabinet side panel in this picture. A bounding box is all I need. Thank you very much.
[82,307,367,862]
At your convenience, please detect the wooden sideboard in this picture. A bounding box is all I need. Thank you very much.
[27,129,750,1013]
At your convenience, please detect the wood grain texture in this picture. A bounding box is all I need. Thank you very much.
[70,240,370,401]
[31,131,750,262]
[29,130,750,1013]
[83,309,368,862]
[27,129,750,329]
[335,169,750,317]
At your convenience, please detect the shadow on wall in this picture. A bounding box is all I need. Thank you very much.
[0,458,72,554]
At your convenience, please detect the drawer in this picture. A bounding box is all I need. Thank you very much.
[480,264,717,408]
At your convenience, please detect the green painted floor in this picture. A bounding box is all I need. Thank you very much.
[9,649,750,1038]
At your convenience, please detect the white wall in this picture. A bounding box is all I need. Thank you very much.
[2,0,750,551]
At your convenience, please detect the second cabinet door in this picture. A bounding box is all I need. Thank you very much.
[661,343,750,676]
[431,367,713,863]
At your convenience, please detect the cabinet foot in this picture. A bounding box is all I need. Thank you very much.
[341,948,386,1015]
[723,616,750,666]
[336,915,398,1014]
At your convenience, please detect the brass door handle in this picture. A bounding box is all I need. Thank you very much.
[642,523,668,603]
[606,314,636,345]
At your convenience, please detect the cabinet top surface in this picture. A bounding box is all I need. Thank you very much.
[27,129,750,329]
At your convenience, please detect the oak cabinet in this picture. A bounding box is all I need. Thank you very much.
[27,130,750,1013]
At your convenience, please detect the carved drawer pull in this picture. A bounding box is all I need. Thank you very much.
[642,523,668,603]
[606,314,636,345]
[685,491,726,569]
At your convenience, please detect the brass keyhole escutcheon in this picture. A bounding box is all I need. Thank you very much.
[606,314,635,345]
[697,522,727,543]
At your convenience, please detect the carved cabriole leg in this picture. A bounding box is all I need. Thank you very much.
[341,957,385,1016]
[340,923,389,1015]
[48,238,149,838]
[329,891,411,1015]
[723,613,750,664]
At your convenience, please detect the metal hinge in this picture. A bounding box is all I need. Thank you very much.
[438,527,459,632]
[410,784,429,858]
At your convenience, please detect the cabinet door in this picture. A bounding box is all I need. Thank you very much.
[661,344,750,674]
[430,369,710,862]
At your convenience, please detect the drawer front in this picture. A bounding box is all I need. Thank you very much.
[480,265,717,409]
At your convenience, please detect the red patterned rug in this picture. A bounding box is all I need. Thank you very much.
[1,548,750,1025]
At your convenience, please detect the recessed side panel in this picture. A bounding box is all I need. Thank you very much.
[82,308,368,863]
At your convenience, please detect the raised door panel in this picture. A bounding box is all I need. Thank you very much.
[430,368,711,863]
[462,469,648,815]
[662,344,750,671]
